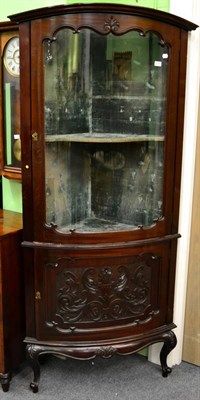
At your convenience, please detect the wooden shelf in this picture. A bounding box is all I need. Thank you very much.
[45,133,165,143]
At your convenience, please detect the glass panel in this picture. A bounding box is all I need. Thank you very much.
[44,29,168,232]
[3,36,21,168]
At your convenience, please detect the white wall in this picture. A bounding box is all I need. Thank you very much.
[149,0,200,366]
[169,0,200,367]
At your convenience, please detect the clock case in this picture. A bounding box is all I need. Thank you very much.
[0,21,21,180]
[9,4,197,392]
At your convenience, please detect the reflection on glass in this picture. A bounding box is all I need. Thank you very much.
[44,29,168,232]
[3,36,21,168]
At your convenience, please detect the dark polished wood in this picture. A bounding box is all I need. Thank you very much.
[10,4,197,392]
[25,323,176,393]
[160,330,177,377]
[0,209,25,392]
[0,178,2,209]
[9,4,197,31]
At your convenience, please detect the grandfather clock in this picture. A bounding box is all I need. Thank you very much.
[0,21,21,180]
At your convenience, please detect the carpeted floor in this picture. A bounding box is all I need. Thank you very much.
[1,354,199,399]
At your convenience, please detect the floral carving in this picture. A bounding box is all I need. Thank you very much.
[45,258,75,269]
[104,16,120,33]
[53,255,154,325]
[96,346,116,358]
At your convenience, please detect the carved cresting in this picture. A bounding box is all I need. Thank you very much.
[44,254,159,329]
[104,16,120,33]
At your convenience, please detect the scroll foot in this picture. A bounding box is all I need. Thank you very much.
[0,372,11,392]
[30,381,39,393]
[26,344,41,393]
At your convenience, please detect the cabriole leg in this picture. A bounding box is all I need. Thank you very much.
[26,344,41,393]
[160,330,177,377]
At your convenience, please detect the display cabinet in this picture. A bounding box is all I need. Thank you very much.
[10,4,197,393]
[0,21,21,180]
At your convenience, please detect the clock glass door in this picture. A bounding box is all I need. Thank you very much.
[2,34,21,170]
[44,29,168,233]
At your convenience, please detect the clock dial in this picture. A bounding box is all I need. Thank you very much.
[3,36,20,77]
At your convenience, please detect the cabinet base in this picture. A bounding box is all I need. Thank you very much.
[25,326,177,393]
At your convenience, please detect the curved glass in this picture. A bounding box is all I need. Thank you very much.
[44,29,168,232]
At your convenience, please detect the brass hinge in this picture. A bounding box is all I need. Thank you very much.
[35,291,41,300]
[32,132,39,141]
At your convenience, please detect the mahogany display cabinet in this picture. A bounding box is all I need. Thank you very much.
[9,4,197,393]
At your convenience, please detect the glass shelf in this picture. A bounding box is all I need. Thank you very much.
[45,134,165,143]
[59,217,140,233]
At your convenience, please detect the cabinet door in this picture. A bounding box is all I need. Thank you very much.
[34,244,170,341]
[29,15,180,242]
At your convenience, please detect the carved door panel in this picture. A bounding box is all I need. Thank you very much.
[34,244,170,341]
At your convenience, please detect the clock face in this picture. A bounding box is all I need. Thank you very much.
[3,36,20,77]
